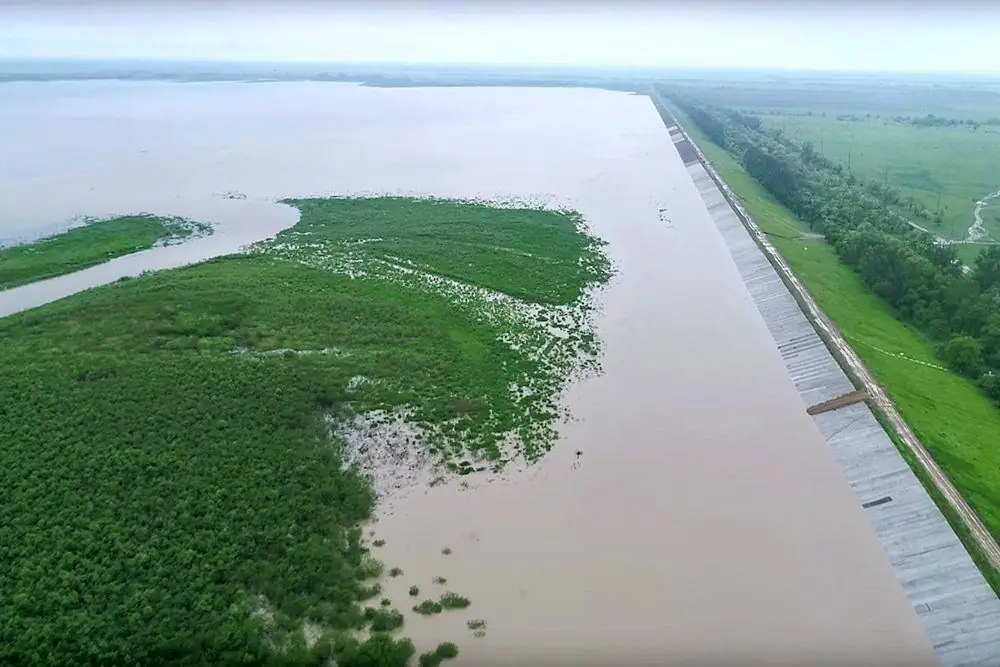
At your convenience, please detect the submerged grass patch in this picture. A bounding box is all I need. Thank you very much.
[252,196,612,463]
[438,593,470,610]
[0,213,211,289]
[412,592,470,616]
[412,600,444,616]
[0,196,610,664]
[418,643,459,667]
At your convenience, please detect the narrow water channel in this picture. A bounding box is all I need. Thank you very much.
[969,186,1000,241]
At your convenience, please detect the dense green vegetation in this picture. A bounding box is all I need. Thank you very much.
[657,89,1000,554]
[0,197,610,664]
[265,197,609,307]
[0,214,211,289]
[0,339,399,665]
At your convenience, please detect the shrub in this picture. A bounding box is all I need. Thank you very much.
[439,593,470,610]
[412,600,443,616]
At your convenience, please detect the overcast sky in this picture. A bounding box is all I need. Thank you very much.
[0,1,997,73]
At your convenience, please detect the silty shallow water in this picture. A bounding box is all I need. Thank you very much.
[0,81,937,665]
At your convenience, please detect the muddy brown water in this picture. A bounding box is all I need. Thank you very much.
[0,81,938,664]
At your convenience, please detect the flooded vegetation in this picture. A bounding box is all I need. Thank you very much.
[0,82,938,665]
[0,193,609,665]
[255,196,610,468]
[0,213,210,289]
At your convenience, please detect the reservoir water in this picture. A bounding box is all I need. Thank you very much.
[0,81,937,664]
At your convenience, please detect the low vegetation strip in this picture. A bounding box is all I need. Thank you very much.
[268,197,609,306]
[655,92,1000,579]
[0,196,611,665]
[0,213,211,290]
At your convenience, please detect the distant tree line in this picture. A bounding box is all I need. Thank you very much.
[894,114,1000,130]
[753,107,1000,130]
[661,86,1000,402]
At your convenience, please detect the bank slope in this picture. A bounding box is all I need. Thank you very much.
[666,101,1000,591]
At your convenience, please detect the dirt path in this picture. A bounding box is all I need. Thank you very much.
[671,118,1000,574]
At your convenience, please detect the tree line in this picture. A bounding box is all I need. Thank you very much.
[894,114,1000,130]
[660,86,1000,402]
[758,107,1000,130]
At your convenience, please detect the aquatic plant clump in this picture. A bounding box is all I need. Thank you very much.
[413,600,444,616]
[438,593,470,610]
[252,196,613,465]
[418,642,460,667]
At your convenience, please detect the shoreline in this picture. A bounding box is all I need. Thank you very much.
[0,198,300,318]
[359,96,937,664]
[0,82,947,664]
[656,95,1000,664]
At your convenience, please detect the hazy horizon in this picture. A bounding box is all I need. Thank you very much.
[1,1,999,74]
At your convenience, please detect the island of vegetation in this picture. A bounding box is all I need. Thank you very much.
[657,83,1000,590]
[0,213,211,290]
[0,196,611,665]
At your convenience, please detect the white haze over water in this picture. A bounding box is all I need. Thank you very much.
[1,0,999,74]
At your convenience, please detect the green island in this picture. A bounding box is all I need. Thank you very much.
[0,213,211,290]
[657,82,1000,590]
[0,197,610,665]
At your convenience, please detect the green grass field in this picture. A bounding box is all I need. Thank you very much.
[662,78,1000,264]
[756,114,1000,244]
[671,104,1000,589]
[0,197,611,665]
[0,214,211,290]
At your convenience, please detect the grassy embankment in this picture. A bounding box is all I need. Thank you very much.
[671,104,1000,593]
[0,214,211,290]
[0,197,611,665]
